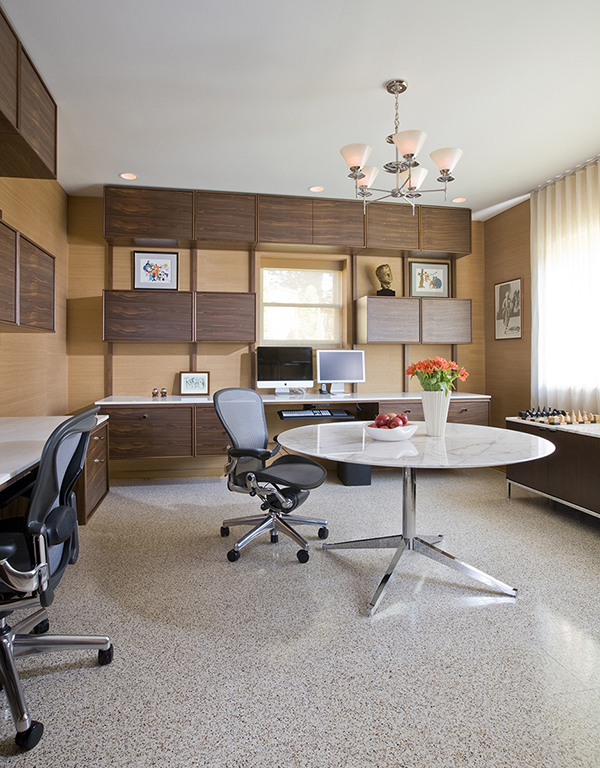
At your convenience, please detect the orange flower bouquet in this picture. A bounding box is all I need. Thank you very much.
[406,357,469,395]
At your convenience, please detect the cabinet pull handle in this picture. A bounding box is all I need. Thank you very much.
[405,409,411,413]
[461,407,468,412]
[94,458,105,464]
[142,414,148,418]
[93,435,105,440]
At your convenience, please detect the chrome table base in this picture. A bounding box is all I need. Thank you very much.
[323,467,517,616]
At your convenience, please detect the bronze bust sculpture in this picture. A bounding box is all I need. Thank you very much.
[375,263,395,296]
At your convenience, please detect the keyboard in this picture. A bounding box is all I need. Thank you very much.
[278,409,352,420]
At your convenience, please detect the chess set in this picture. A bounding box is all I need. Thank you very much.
[517,407,599,425]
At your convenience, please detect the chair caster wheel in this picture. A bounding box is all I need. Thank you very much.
[220,526,230,537]
[270,532,279,543]
[98,645,114,666]
[227,549,240,562]
[317,527,329,539]
[297,550,309,563]
[31,618,50,635]
[15,721,43,750]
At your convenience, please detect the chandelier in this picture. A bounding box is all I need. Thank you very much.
[340,79,463,210]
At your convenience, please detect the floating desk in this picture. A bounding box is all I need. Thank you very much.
[277,421,555,615]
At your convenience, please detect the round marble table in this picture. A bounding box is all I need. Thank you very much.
[276,421,555,615]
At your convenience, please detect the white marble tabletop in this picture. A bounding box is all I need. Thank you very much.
[0,415,108,489]
[277,421,555,470]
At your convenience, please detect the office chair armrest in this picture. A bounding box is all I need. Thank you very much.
[228,445,280,461]
[44,506,77,546]
[0,540,17,562]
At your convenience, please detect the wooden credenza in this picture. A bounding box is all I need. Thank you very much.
[506,418,600,519]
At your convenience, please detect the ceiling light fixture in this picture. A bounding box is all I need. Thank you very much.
[119,172,138,181]
[340,79,463,212]
[309,186,325,193]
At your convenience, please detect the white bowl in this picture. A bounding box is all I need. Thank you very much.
[364,422,418,442]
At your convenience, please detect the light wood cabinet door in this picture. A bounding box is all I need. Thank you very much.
[419,206,472,254]
[357,296,421,344]
[421,299,472,344]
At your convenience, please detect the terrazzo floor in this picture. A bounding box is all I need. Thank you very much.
[1,467,600,767]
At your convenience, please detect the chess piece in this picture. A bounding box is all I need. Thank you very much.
[152,388,159,398]
[375,264,395,296]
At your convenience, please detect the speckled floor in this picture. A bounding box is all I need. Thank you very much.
[1,467,600,767]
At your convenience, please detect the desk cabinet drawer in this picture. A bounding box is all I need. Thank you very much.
[75,421,109,525]
[378,400,424,421]
[448,400,489,425]
[102,406,194,459]
[196,405,229,455]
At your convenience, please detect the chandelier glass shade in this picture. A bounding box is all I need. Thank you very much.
[340,79,463,208]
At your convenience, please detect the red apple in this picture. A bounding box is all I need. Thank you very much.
[375,413,389,427]
[367,422,378,428]
[389,416,403,428]
[378,425,390,429]
[386,412,397,420]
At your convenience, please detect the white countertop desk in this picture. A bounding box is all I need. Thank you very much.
[0,416,108,492]
[277,421,555,615]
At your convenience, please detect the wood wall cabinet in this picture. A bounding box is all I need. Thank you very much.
[365,203,419,249]
[18,235,55,331]
[104,186,194,241]
[257,195,313,244]
[74,420,109,525]
[101,406,194,459]
[357,296,421,344]
[103,290,194,342]
[195,191,256,242]
[196,292,256,342]
[312,199,365,247]
[421,298,472,344]
[195,405,229,455]
[420,206,472,254]
[0,8,57,179]
[0,220,17,325]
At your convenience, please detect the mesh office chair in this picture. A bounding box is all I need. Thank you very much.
[214,388,329,563]
[0,407,113,751]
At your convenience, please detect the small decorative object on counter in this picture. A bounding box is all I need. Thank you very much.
[406,357,469,437]
[160,388,167,398]
[375,263,395,296]
[152,388,159,398]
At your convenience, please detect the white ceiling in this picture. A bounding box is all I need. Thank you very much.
[3,0,600,219]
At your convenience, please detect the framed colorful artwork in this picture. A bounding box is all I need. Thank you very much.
[133,251,179,290]
[409,261,450,298]
[180,371,209,395]
[495,278,522,339]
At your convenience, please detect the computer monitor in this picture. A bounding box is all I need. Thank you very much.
[316,349,365,395]
[255,346,314,396]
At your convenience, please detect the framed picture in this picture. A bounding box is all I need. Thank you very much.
[133,251,179,290]
[409,261,450,297]
[495,279,522,339]
[180,371,209,395]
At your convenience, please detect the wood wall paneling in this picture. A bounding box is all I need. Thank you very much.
[103,186,194,240]
[421,298,472,344]
[420,206,472,254]
[18,235,55,331]
[0,220,17,324]
[257,195,313,244]
[196,292,256,342]
[103,290,194,342]
[195,191,256,242]
[312,199,365,247]
[365,204,419,249]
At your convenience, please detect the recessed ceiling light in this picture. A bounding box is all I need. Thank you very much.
[308,186,325,193]
[452,197,466,203]
[119,172,138,181]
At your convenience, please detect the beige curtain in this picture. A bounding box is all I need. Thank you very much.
[530,160,600,413]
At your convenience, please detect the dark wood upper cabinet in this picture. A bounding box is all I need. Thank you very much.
[312,199,365,247]
[258,195,313,244]
[0,220,18,325]
[195,191,256,242]
[103,290,194,342]
[196,292,256,342]
[104,186,194,241]
[0,9,18,133]
[366,203,420,249]
[419,206,472,254]
[0,8,57,179]
[421,298,472,344]
[19,236,55,331]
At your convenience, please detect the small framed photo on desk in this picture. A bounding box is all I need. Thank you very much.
[180,371,209,395]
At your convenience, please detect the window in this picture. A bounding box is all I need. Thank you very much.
[260,266,342,345]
